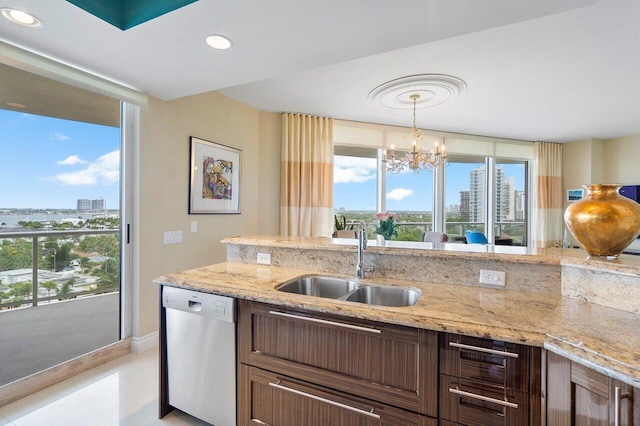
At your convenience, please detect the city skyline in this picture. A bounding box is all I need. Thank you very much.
[334,155,526,213]
[0,109,120,209]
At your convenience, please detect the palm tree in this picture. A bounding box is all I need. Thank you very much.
[41,281,58,302]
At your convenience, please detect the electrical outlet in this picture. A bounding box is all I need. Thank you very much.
[257,252,271,265]
[479,269,506,286]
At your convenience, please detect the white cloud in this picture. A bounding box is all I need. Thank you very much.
[52,133,70,141]
[386,188,413,201]
[334,156,377,183]
[57,155,86,166]
[49,150,120,186]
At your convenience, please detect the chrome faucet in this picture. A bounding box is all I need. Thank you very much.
[356,222,374,278]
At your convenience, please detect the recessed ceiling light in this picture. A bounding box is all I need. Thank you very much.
[205,34,232,50]
[1,8,42,27]
[6,102,27,109]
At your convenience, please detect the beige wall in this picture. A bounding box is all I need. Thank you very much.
[135,92,280,337]
[603,134,640,183]
[563,135,640,201]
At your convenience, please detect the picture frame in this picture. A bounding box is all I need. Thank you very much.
[567,188,584,202]
[189,136,241,214]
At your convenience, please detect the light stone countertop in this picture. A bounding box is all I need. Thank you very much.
[154,261,640,388]
[222,235,640,269]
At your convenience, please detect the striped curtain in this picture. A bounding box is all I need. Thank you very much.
[281,113,333,237]
[532,142,563,248]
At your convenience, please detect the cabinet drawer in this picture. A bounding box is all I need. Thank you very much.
[238,300,438,416]
[440,333,530,392]
[239,365,437,426]
[440,374,529,426]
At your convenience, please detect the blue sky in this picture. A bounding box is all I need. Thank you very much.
[0,109,120,209]
[334,155,525,212]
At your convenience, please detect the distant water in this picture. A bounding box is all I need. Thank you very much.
[0,213,98,227]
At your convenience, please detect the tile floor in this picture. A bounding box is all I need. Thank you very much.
[0,350,209,425]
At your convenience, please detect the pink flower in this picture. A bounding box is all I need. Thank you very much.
[376,212,400,221]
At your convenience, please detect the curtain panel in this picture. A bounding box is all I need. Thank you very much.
[532,142,563,248]
[281,113,333,237]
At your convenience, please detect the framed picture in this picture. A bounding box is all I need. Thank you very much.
[567,188,584,202]
[189,136,241,214]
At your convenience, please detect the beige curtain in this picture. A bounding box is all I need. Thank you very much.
[532,142,563,248]
[281,113,333,237]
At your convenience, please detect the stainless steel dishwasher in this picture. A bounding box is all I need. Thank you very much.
[163,286,236,425]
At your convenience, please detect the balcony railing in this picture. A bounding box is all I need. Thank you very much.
[344,220,526,245]
[0,229,119,309]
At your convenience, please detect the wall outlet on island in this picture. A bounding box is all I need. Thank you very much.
[479,269,506,286]
[257,252,271,265]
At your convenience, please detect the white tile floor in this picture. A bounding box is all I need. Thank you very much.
[0,350,209,425]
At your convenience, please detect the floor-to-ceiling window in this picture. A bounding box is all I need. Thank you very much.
[384,159,434,241]
[333,146,377,234]
[332,121,533,245]
[0,63,127,385]
[444,155,487,241]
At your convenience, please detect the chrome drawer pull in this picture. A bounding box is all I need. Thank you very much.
[268,310,381,334]
[269,381,381,419]
[615,386,621,426]
[449,387,519,409]
[449,342,519,358]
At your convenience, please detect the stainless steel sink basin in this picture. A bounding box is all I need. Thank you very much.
[344,285,421,307]
[276,276,359,299]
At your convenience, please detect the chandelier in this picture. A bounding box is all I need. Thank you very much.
[382,94,447,173]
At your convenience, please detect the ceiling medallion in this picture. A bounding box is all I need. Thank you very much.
[368,74,467,110]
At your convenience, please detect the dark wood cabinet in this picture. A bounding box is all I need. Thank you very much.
[239,365,437,426]
[439,333,541,426]
[238,300,438,423]
[546,351,637,426]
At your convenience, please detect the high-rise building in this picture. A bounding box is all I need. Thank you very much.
[77,198,106,213]
[459,190,470,221]
[504,177,515,221]
[469,168,485,222]
[469,167,509,222]
[515,190,526,221]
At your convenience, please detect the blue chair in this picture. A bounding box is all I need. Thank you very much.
[465,230,488,244]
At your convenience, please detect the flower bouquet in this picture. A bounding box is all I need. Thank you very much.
[374,212,400,240]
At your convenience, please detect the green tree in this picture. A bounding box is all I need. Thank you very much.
[58,279,73,300]
[11,281,32,299]
[41,280,58,300]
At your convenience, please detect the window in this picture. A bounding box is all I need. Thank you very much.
[444,155,487,241]
[495,159,527,246]
[385,159,434,241]
[0,63,126,386]
[332,120,533,245]
[333,146,377,232]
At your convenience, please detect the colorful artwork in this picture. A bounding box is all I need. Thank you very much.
[202,156,233,200]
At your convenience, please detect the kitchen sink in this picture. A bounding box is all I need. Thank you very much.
[276,276,359,299]
[344,285,421,307]
[276,275,421,307]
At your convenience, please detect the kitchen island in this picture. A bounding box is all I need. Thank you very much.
[155,236,640,424]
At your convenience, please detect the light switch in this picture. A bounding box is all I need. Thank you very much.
[163,230,183,244]
[191,221,197,233]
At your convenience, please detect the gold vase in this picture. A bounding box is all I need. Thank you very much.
[564,184,640,258]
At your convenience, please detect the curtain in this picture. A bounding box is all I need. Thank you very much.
[532,142,563,248]
[281,113,333,237]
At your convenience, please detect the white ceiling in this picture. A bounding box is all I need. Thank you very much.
[0,0,638,142]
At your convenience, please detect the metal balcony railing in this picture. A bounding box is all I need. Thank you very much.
[344,220,526,244]
[0,229,119,309]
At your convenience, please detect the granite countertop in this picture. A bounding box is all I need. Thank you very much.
[223,235,640,271]
[154,261,640,388]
